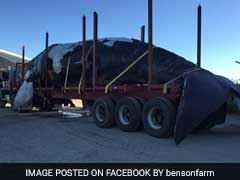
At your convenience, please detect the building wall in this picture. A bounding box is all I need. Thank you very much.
[0,57,16,70]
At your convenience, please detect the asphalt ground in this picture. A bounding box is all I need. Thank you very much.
[0,108,239,163]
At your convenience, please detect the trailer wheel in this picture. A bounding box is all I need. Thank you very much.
[134,97,145,108]
[93,96,115,128]
[115,97,142,131]
[109,96,119,106]
[142,98,176,138]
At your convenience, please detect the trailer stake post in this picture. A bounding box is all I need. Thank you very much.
[45,32,49,89]
[93,12,98,90]
[21,45,25,83]
[82,15,87,92]
[197,5,202,67]
[148,0,153,85]
[141,25,145,42]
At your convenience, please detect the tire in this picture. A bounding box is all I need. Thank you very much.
[142,97,176,138]
[134,96,145,130]
[109,96,119,106]
[93,96,115,128]
[134,96,145,108]
[115,97,142,131]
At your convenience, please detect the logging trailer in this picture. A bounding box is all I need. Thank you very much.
[7,0,203,138]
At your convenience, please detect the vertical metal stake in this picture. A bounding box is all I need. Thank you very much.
[45,32,49,89]
[93,12,98,90]
[141,25,145,42]
[22,45,25,83]
[148,0,153,85]
[81,16,87,92]
[197,5,202,67]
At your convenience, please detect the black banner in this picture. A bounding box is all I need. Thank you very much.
[0,163,239,179]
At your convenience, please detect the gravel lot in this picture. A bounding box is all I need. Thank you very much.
[0,108,239,163]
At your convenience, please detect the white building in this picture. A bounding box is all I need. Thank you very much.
[0,49,31,70]
[0,49,31,78]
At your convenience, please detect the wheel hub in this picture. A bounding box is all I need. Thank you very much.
[119,105,131,125]
[147,107,163,129]
[95,104,106,122]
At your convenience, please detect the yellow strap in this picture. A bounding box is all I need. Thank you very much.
[163,84,168,94]
[78,75,83,95]
[105,49,150,94]
[162,68,202,94]
[64,55,71,93]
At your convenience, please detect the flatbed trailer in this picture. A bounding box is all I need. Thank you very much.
[11,0,202,138]
[43,84,180,101]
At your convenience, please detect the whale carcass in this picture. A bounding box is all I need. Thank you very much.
[14,38,240,143]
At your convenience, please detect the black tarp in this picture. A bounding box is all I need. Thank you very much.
[25,38,240,143]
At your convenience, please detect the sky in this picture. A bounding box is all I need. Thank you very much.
[0,0,239,80]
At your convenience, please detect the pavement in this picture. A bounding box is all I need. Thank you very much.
[0,108,240,163]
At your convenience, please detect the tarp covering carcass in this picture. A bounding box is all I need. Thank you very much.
[15,38,240,143]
